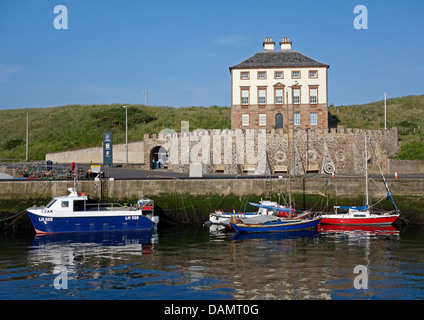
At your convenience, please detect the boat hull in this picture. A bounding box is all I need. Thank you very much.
[320,214,399,226]
[230,217,321,233]
[27,210,154,234]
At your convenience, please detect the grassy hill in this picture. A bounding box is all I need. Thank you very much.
[1,94,423,161]
[0,104,231,161]
[329,94,424,159]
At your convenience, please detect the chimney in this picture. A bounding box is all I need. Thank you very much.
[279,37,292,51]
[263,37,275,51]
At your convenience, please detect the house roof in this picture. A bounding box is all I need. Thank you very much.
[229,51,329,70]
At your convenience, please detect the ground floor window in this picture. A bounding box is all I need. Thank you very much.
[259,114,266,126]
[242,114,249,126]
[310,112,317,125]
[294,113,300,126]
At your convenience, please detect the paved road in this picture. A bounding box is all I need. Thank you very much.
[83,165,422,181]
[1,162,422,180]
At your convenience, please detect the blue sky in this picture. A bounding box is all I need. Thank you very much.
[0,0,423,109]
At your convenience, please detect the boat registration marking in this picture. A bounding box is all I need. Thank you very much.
[39,217,53,222]
[125,215,139,220]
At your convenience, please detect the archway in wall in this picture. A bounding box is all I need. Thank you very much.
[275,113,284,129]
[150,146,168,169]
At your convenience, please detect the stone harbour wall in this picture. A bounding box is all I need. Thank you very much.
[143,127,399,175]
[46,141,145,165]
[44,126,399,175]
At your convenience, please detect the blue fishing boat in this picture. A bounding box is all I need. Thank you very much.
[27,185,158,234]
[209,200,290,227]
[229,214,321,233]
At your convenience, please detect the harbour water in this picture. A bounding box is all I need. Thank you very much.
[1,224,424,300]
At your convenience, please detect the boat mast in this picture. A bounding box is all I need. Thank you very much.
[286,92,292,215]
[364,131,369,208]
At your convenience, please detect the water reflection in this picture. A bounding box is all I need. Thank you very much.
[319,224,399,235]
[209,225,403,299]
[231,229,319,242]
[3,224,423,299]
[29,231,157,266]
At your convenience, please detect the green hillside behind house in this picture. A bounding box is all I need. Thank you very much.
[0,104,231,161]
[0,94,423,161]
[328,94,424,160]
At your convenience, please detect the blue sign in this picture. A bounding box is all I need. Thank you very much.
[103,132,113,166]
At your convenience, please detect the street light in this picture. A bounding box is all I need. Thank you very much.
[123,105,128,165]
[26,111,29,162]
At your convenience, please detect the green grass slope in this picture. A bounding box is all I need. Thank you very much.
[0,104,231,161]
[329,94,424,159]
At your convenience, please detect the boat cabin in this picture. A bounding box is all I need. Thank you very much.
[43,188,154,213]
[43,188,90,212]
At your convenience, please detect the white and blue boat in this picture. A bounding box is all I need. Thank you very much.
[27,186,158,234]
[209,200,281,227]
[229,214,321,234]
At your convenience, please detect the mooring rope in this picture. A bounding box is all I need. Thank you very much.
[1,177,55,229]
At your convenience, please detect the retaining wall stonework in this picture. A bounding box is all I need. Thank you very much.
[1,176,423,203]
[44,127,399,175]
[143,127,399,174]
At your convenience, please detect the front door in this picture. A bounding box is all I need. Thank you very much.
[275,113,284,129]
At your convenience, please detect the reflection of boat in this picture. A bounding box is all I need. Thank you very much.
[320,131,400,226]
[29,231,156,267]
[33,230,155,244]
[229,215,321,234]
[319,224,399,235]
[232,229,319,241]
[27,182,159,234]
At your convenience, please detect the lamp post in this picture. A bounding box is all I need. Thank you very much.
[26,111,29,162]
[384,92,387,131]
[123,105,128,165]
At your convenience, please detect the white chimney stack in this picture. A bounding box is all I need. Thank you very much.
[263,37,275,51]
[280,37,292,51]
